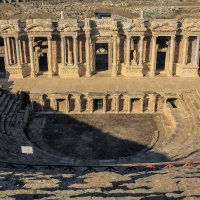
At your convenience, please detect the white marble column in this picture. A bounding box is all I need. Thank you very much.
[168,36,175,76]
[61,36,66,65]
[48,36,53,77]
[112,35,118,76]
[3,37,9,66]
[86,34,91,77]
[150,36,157,77]
[194,36,200,65]
[126,35,131,67]
[15,36,21,66]
[29,37,35,78]
[139,36,144,65]
[73,35,78,66]
[182,36,188,65]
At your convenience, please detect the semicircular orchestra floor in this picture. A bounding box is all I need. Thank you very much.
[27,114,160,160]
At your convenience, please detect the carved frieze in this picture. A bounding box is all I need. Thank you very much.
[151,19,178,33]
[182,19,200,33]
[89,18,119,31]
[124,19,146,33]
[0,20,21,34]
[58,19,80,32]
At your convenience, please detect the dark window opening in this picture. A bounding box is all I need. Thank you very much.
[57,99,66,112]
[95,12,111,18]
[119,99,125,111]
[167,98,178,108]
[81,98,87,112]
[93,99,103,111]
[107,98,112,111]
[0,57,5,72]
[69,99,75,112]
[0,38,4,47]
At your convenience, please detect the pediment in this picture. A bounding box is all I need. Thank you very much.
[58,24,80,32]
[124,19,146,33]
[0,24,19,33]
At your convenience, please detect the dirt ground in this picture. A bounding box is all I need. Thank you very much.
[28,114,157,160]
[0,165,199,200]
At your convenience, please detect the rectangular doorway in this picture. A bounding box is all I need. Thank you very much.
[0,57,5,72]
[95,43,108,72]
[156,52,166,72]
[39,53,48,72]
[93,99,103,111]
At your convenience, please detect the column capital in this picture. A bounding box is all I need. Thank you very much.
[14,35,20,40]
[171,35,176,39]
[29,36,34,42]
[48,36,52,41]
[182,35,188,40]
[126,35,131,39]
[140,35,145,40]
[73,35,78,39]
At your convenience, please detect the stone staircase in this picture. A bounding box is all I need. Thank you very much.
[156,90,200,161]
[0,88,199,167]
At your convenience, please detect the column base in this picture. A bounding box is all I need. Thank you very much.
[86,70,91,77]
[112,70,118,77]
[181,64,199,77]
[59,64,80,78]
[126,65,143,77]
[5,64,31,79]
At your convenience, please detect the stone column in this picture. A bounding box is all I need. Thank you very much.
[3,37,9,66]
[86,34,91,77]
[128,97,131,113]
[7,37,12,65]
[67,38,73,65]
[168,36,175,76]
[139,36,144,65]
[126,35,131,67]
[140,98,143,113]
[182,36,188,65]
[112,35,118,76]
[15,36,21,66]
[48,36,53,77]
[73,35,78,66]
[194,36,200,65]
[103,97,106,113]
[61,36,66,65]
[23,40,27,64]
[11,38,16,64]
[150,36,157,77]
[115,95,119,113]
[29,37,35,78]
[66,96,69,113]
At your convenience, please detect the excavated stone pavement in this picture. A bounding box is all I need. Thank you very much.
[0,165,199,199]
[1,77,200,93]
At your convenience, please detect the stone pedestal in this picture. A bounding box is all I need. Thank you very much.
[59,64,80,78]
[6,64,31,79]
[126,65,143,77]
[181,63,199,77]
